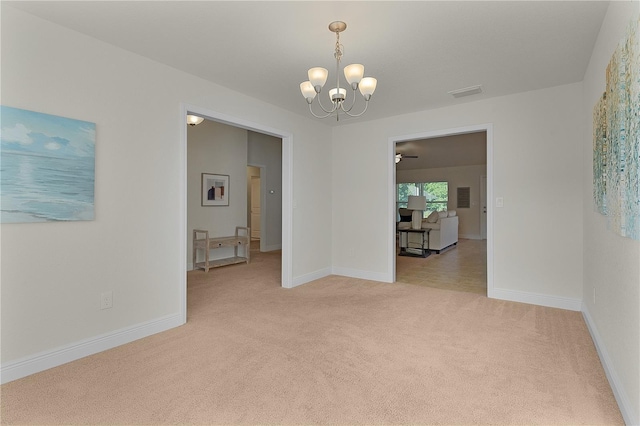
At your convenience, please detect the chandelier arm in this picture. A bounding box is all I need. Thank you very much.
[341,99,370,118]
[308,102,336,119]
[340,87,359,113]
[313,95,339,114]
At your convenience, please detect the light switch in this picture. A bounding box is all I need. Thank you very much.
[495,197,504,208]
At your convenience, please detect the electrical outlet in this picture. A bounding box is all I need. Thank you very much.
[100,291,113,310]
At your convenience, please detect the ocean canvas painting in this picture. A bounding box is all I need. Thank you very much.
[1,106,95,223]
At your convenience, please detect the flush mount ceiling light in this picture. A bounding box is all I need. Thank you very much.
[300,21,377,121]
[447,84,483,98]
[395,153,418,163]
[187,114,204,126]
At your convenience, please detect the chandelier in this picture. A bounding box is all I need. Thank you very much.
[300,21,377,121]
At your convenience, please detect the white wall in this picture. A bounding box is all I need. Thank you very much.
[332,82,584,306]
[581,3,640,424]
[1,6,332,377]
[248,131,282,251]
[397,165,487,239]
[187,120,249,268]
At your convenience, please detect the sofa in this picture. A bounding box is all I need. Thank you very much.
[420,210,458,253]
[399,210,459,254]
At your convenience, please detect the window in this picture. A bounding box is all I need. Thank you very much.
[397,182,448,217]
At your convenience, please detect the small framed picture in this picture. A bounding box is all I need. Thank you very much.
[201,173,229,206]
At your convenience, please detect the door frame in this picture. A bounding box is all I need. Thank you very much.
[247,164,268,251]
[480,175,487,240]
[389,123,494,297]
[179,103,293,323]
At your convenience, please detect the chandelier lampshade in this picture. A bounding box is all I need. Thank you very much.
[300,81,317,102]
[359,77,378,99]
[308,67,329,90]
[300,21,377,121]
[329,87,347,102]
[344,64,364,87]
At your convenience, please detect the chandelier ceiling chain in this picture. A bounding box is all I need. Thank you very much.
[300,21,377,121]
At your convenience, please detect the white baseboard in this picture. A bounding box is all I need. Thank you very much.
[459,233,482,240]
[286,265,392,289]
[291,267,332,288]
[1,313,184,384]
[489,287,582,311]
[332,266,393,283]
[263,244,282,252]
[582,305,638,426]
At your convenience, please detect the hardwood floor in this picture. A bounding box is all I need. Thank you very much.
[249,238,486,295]
[396,238,487,294]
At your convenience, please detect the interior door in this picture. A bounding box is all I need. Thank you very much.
[250,176,261,239]
[480,175,487,240]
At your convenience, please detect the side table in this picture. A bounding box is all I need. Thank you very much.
[398,228,431,258]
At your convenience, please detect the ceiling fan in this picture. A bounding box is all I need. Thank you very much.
[395,153,418,163]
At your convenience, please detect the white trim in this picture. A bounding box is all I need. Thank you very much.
[389,123,494,296]
[181,103,293,291]
[388,139,397,286]
[292,267,332,288]
[179,104,188,324]
[459,234,483,240]
[281,128,293,289]
[490,288,582,311]
[332,267,393,283]
[485,124,495,299]
[582,305,637,426]
[1,313,183,384]
[260,168,267,248]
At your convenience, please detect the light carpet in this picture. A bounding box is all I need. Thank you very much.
[1,249,623,424]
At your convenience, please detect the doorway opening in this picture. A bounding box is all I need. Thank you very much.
[179,104,293,324]
[390,124,493,296]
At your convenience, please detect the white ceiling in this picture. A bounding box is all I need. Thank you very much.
[6,1,609,126]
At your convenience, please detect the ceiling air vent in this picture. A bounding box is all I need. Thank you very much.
[457,187,471,209]
[448,85,483,98]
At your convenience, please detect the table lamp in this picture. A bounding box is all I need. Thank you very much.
[407,195,427,230]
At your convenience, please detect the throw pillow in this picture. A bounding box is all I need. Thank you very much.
[398,221,411,229]
[426,211,439,223]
